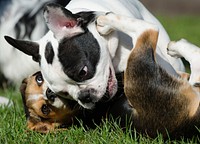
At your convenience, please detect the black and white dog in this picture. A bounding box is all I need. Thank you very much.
[5,0,184,109]
[0,0,70,85]
[0,0,70,106]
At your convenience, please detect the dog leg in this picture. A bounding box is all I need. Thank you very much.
[96,13,158,47]
[97,13,200,137]
[168,39,200,87]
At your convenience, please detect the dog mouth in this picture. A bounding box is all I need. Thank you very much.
[77,68,117,109]
[108,68,114,96]
[105,68,117,99]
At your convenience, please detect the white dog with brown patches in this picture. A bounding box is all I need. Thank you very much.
[5,0,184,109]
[96,12,200,138]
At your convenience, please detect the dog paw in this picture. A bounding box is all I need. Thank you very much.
[28,122,54,133]
[96,23,113,35]
[167,40,185,58]
[96,13,115,35]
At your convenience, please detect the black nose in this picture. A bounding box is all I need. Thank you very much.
[46,88,57,102]
[78,89,94,104]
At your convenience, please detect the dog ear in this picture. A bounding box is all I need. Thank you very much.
[20,78,30,119]
[43,3,94,40]
[4,36,40,62]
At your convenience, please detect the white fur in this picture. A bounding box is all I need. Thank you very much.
[39,24,117,109]
[3,0,185,108]
[0,0,50,85]
[66,0,184,72]
[96,13,159,70]
[35,0,184,109]
[0,96,13,107]
[27,94,44,101]
[168,39,200,85]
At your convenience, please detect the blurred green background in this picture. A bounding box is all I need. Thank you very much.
[159,15,200,46]
[141,0,200,72]
[141,0,200,46]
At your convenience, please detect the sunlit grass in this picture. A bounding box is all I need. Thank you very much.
[1,15,200,143]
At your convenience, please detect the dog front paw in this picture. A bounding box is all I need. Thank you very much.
[167,40,184,58]
[29,123,55,133]
[96,13,115,35]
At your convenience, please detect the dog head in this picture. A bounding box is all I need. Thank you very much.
[20,71,79,133]
[5,3,118,109]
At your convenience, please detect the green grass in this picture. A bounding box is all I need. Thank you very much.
[1,15,200,143]
[158,15,200,46]
[158,15,200,72]
[1,89,199,144]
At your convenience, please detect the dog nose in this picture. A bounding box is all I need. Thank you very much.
[78,89,94,103]
[46,88,57,102]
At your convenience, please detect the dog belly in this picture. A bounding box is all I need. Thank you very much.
[113,46,178,77]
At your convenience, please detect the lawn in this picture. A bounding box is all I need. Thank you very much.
[1,15,200,144]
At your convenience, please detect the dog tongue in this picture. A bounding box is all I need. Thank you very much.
[108,69,114,96]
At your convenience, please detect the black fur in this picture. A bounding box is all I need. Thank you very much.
[4,36,40,62]
[58,32,100,82]
[76,11,96,29]
[15,11,38,39]
[45,42,55,64]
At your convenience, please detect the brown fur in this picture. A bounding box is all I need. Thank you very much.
[124,29,200,138]
[20,71,131,133]
[20,29,200,138]
[20,72,79,133]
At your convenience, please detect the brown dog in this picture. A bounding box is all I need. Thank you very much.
[97,13,200,138]
[125,30,200,138]
[20,71,80,133]
[20,71,131,133]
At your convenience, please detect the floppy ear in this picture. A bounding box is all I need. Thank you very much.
[20,78,30,119]
[43,3,94,40]
[4,36,40,62]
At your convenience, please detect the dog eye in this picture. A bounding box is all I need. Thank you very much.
[79,66,88,77]
[35,74,43,86]
[41,104,50,115]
